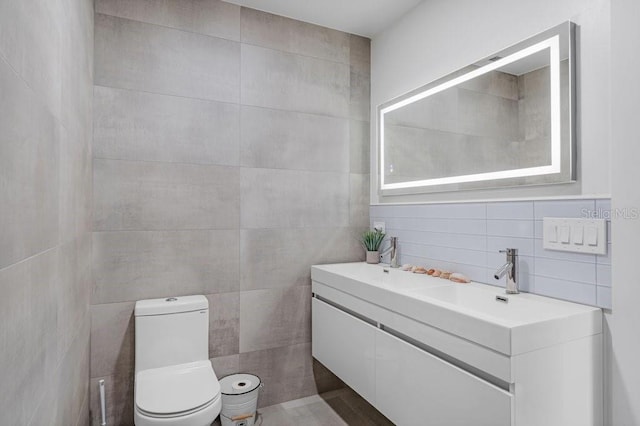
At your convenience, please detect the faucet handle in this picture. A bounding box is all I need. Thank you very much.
[499,248,518,255]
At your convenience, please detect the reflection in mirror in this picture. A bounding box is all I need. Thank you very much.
[378,22,575,194]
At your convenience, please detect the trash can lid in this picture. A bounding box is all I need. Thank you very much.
[219,373,261,395]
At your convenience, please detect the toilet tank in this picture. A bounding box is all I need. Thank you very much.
[135,295,209,372]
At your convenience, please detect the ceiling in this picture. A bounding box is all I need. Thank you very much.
[222,0,424,37]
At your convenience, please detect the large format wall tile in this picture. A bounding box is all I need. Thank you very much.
[206,292,240,358]
[94,159,239,231]
[89,373,135,426]
[239,286,311,353]
[93,230,240,304]
[240,8,349,64]
[241,44,350,118]
[57,235,91,364]
[0,58,59,269]
[349,35,370,75]
[90,301,136,378]
[95,13,240,102]
[0,249,59,426]
[61,0,94,137]
[239,343,342,408]
[350,173,370,228]
[240,227,363,291]
[0,0,61,118]
[59,123,92,243]
[1,0,93,424]
[350,67,370,122]
[240,106,349,172]
[349,120,370,174]
[96,0,240,41]
[241,168,349,229]
[94,86,240,166]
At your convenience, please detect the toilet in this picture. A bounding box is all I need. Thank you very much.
[134,295,222,426]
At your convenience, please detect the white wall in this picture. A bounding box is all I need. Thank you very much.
[610,0,640,423]
[371,0,610,203]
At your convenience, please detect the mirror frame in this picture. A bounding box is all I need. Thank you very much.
[377,22,576,196]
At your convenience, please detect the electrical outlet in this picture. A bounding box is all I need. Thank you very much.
[373,221,385,233]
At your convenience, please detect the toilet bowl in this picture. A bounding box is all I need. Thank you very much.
[134,296,222,426]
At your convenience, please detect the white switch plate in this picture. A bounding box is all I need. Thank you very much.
[543,217,607,254]
[373,221,385,233]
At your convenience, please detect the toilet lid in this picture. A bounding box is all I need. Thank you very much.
[136,360,220,416]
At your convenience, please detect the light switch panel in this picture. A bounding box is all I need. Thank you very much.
[543,217,607,254]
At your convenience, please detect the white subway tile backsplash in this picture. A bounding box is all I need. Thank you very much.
[597,244,612,265]
[487,219,534,238]
[597,286,612,310]
[416,203,486,219]
[596,264,612,287]
[487,201,533,220]
[372,198,611,308]
[534,220,544,239]
[535,276,597,305]
[535,257,596,284]
[533,199,595,219]
[487,236,534,256]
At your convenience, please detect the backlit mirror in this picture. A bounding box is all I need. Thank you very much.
[378,22,576,195]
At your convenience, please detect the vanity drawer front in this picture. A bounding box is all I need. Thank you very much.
[375,330,513,426]
[311,298,376,404]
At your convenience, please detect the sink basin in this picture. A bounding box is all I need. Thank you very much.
[311,262,602,355]
[406,284,584,326]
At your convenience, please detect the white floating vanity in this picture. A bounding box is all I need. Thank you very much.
[311,262,603,426]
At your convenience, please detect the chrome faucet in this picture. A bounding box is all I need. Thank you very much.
[494,248,519,294]
[380,236,399,268]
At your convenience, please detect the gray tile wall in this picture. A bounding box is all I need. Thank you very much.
[91,1,370,424]
[371,199,612,308]
[0,0,94,425]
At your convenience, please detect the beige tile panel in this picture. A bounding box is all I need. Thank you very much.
[95,0,241,41]
[206,292,240,358]
[90,372,135,426]
[93,159,239,231]
[349,120,370,174]
[240,168,349,229]
[210,354,240,379]
[57,235,92,365]
[240,106,349,172]
[350,174,371,228]
[90,301,136,378]
[0,249,59,425]
[95,13,240,103]
[0,0,61,118]
[349,34,371,75]
[93,86,240,166]
[241,44,350,118]
[0,58,59,269]
[60,0,94,137]
[240,7,349,64]
[350,68,371,122]
[59,123,93,244]
[240,227,363,291]
[239,343,342,408]
[239,286,311,353]
[93,230,240,304]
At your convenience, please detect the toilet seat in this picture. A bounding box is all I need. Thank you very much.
[135,360,221,418]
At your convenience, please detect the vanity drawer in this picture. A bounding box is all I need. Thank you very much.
[311,298,376,404]
[375,330,513,426]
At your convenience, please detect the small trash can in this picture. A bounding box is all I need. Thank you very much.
[219,373,262,426]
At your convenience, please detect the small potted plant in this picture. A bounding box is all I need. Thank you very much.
[361,228,386,264]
